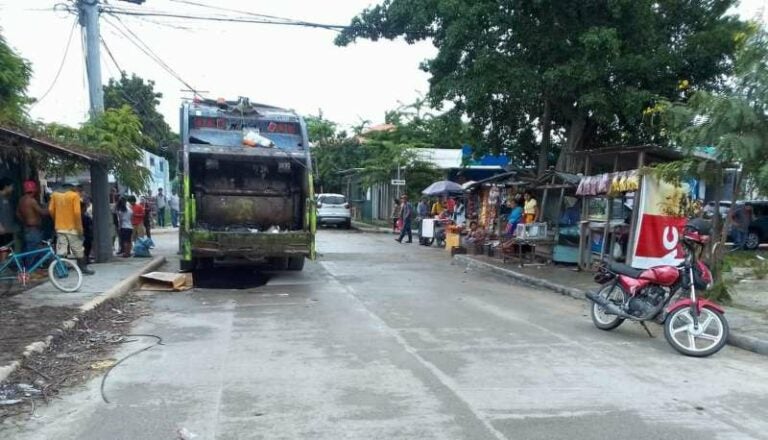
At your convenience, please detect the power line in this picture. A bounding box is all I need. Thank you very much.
[102,15,202,96]
[100,35,125,76]
[101,7,347,30]
[165,0,312,24]
[31,17,78,108]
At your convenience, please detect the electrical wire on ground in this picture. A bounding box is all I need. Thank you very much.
[30,17,78,108]
[100,334,164,404]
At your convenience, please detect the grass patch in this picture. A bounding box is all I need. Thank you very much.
[704,281,733,304]
[722,250,768,273]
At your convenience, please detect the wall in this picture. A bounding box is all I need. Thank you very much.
[142,150,170,196]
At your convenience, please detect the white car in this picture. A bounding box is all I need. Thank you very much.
[316,193,352,229]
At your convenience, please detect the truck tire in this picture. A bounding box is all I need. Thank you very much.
[287,256,305,271]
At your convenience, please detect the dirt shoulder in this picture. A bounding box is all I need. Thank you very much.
[0,293,150,426]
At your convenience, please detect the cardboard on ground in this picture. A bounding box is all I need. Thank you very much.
[139,272,193,291]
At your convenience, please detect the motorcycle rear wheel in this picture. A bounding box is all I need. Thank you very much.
[590,284,627,331]
[664,306,729,357]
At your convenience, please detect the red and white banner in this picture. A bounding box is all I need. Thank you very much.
[630,175,688,269]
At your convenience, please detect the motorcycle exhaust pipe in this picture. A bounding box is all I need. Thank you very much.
[586,291,631,319]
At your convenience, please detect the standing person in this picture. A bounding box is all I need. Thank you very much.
[16,180,48,267]
[48,182,94,275]
[116,197,133,257]
[454,198,466,226]
[155,188,167,228]
[730,203,753,250]
[391,198,401,233]
[0,177,18,248]
[129,195,146,242]
[169,189,180,228]
[395,194,413,243]
[523,191,538,224]
[431,197,444,217]
[76,185,94,263]
[417,197,429,220]
[142,196,153,244]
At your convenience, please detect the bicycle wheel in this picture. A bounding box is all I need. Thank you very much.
[48,259,83,292]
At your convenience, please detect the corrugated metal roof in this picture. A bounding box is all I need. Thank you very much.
[0,126,99,162]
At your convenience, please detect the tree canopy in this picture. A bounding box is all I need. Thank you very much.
[39,106,151,193]
[661,24,768,191]
[337,0,746,172]
[0,32,32,123]
[104,73,178,175]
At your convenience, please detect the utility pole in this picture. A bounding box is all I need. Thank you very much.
[78,0,111,263]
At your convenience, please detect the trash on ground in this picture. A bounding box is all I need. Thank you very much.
[139,272,193,292]
[90,359,117,370]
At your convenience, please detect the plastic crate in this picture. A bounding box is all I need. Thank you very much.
[515,222,548,240]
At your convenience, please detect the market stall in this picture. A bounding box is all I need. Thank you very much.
[570,146,710,271]
[526,170,582,263]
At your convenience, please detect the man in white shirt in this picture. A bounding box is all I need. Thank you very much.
[156,188,167,227]
[169,190,180,228]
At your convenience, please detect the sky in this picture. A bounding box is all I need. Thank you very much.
[0,0,766,134]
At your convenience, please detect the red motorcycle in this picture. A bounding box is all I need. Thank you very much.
[586,219,729,357]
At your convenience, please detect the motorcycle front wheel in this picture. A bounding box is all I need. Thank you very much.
[664,306,729,357]
[590,284,627,331]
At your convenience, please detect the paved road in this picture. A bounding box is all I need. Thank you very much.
[5,230,768,440]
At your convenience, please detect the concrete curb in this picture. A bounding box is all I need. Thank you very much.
[351,222,394,234]
[0,255,167,383]
[453,254,768,357]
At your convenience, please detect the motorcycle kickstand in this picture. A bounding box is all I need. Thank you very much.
[639,322,654,338]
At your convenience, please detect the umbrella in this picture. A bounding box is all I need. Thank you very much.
[422,180,464,196]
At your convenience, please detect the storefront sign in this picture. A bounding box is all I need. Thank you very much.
[630,175,690,269]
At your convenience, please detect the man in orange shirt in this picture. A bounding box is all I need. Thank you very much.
[49,182,94,275]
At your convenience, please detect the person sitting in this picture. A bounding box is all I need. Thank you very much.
[464,221,486,252]
[504,199,523,237]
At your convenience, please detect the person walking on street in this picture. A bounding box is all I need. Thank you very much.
[395,194,413,243]
[156,188,167,228]
[0,177,18,248]
[391,198,401,233]
[169,190,180,228]
[17,180,49,267]
[116,197,133,258]
[48,182,94,275]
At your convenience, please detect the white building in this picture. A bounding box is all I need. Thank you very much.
[140,150,170,196]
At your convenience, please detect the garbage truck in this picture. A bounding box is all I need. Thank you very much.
[178,97,316,271]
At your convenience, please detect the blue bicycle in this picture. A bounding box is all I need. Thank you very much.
[0,240,83,294]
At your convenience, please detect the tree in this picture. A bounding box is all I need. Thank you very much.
[103,73,178,175]
[0,31,32,123]
[40,106,151,193]
[650,24,768,302]
[337,0,746,173]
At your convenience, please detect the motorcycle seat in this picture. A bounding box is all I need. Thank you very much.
[608,262,645,278]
